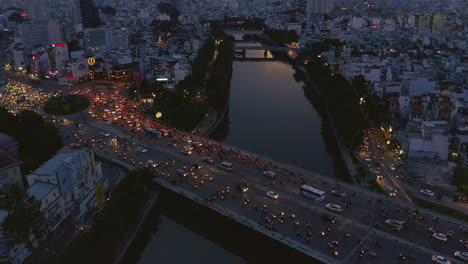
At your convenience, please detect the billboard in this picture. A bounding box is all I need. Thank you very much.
[80,150,91,177]
[57,163,74,193]
[57,151,85,193]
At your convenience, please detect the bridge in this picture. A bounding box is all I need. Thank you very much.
[58,118,464,264]
[233,57,276,61]
[234,46,304,52]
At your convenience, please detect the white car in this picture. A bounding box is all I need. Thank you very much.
[180,148,192,155]
[100,132,110,137]
[420,189,435,197]
[432,255,451,264]
[365,155,371,162]
[331,189,346,198]
[182,137,192,143]
[325,203,343,213]
[263,171,276,178]
[389,163,396,170]
[202,156,214,163]
[137,147,148,153]
[432,232,448,242]
[146,160,157,167]
[266,191,280,200]
[454,251,468,261]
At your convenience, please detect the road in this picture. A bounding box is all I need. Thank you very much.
[56,115,467,264]
[360,127,468,214]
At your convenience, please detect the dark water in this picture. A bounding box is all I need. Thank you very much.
[135,31,334,264]
[212,32,334,175]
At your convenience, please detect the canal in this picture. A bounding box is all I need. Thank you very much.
[134,31,336,264]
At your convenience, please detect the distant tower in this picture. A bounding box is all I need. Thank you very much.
[307,0,334,16]
[307,0,334,27]
[79,0,102,28]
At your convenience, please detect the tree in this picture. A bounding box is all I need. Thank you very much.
[2,186,47,245]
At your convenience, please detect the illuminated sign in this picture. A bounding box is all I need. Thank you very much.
[156,78,168,81]
[88,57,96,65]
[32,56,39,60]
[52,43,67,47]
[155,112,162,118]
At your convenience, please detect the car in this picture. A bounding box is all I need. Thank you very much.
[167,141,177,147]
[263,171,276,178]
[202,156,214,163]
[320,213,336,224]
[365,155,371,162]
[325,203,343,213]
[137,147,148,153]
[184,145,194,151]
[177,169,188,177]
[331,190,346,198]
[238,183,249,193]
[385,219,405,230]
[100,132,110,137]
[432,255,451,264]
[192,141,203,148]
[202,174,214,181]
[420,189,435,197]
[387,186,397,197]
[460,239,468,248]
[432,232,448,242]
[376,174,383,180]
[180,148,192,155]
[146,160,157,168]
[193,164,204,170]
[266,191,280,200]
[389,163,396,170]
[182,137,192,143]
[454,251,468,261]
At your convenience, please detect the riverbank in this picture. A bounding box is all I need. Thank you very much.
[293,65,358,184]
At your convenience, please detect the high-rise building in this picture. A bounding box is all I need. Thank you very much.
[26,0,50,20]
[71,0,83,32]
[432,14,444,33]
[79,0,102,28]
[307,0,334,16]
[19,20,49,48]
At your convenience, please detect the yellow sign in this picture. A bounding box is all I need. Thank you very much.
[88,57,96,65]
[95,183,106,209]
[155,112,162,118]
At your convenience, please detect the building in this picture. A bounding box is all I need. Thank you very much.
[403,121,450,160]
[26,147,106,230]
[150,56,178,89]
[307,0,334,16]
[49,43,70,75]
[79,0,102,28]
[19,20,49,49]
[432,14,444,33]
[0,134,24,191]
[83,27,111,54]
[26,0,49,20]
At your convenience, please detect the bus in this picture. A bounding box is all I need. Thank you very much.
[300,185,326,201]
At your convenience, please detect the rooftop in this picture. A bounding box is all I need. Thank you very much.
[33,152,76,175]
[0,148,21,170]
[0,133,18,148]
[27,181,57,201]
